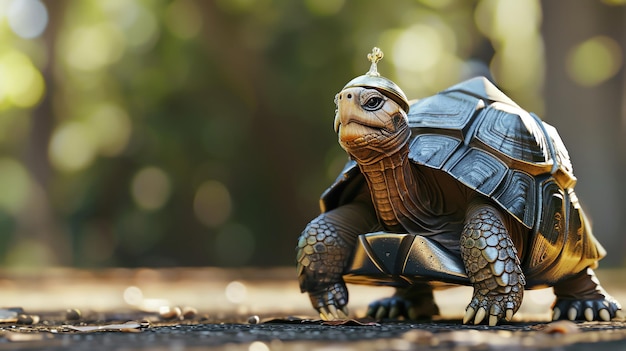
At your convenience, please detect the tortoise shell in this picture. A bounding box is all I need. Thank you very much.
[320,77,604,288]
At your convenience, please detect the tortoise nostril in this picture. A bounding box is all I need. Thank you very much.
[347,93,352,99]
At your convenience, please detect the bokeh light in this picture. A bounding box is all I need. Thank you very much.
[225,280,247,304]
[0,50,45,108]
[193,180,232,228]
[248,341,270,351]
[0,158,32,214]
[392,24,446,74]
[375,9,465,97]
[123,286,144,306]
[566,36,623,87]
[49,122,97,173]
[131,167,172,211]
[476,0,541,42]
[88,103,132,157]
[6,0,48,39]
[61,23,125,72]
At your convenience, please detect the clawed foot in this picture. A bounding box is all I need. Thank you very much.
[552,297,623,322]
[366,295,439,320]
[463,289,522,326]
[308,282,350,320]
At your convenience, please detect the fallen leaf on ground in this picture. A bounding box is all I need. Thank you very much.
[321,319,380,326]
[262,316,379,326]
[64,321,148,333]
[541,320,580,334]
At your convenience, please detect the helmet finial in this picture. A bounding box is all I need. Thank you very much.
[341,47,410,113]
[366,47,384,77]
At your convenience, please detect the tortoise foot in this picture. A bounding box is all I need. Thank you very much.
[552,268,623,321]
[463,286,522,326]
[552,297,622,321]
[308,281,350,320]
[365,297,439,321]
[366,288,439,320]
[366,296,409,320]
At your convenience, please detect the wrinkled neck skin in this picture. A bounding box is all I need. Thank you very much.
[343,124,420,231]
[340,121,410,166]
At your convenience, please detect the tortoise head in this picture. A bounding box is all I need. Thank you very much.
[333,48,411,164]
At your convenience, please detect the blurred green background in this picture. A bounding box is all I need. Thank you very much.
[0,0,624,268]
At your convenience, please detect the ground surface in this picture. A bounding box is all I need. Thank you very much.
[0,267,624,350]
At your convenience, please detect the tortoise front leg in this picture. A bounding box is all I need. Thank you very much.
[297,200,379,320]
[460,201,526,326]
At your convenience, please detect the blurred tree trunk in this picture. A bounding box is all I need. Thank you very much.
[20,0,71,265]
[542,1,626,266]
[197,1,303,265]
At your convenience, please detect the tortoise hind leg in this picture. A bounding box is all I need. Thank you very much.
[366,283,440,320]
[460,201,526,326]
[552,268,623,321]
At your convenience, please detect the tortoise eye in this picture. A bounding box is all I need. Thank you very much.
[363,96,384,111]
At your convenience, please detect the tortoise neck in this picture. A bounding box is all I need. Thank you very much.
[357,144,421,231]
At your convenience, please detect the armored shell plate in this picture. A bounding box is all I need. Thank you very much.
[343,232,470,288]
[404,77,575,229]
[522,178,603,285]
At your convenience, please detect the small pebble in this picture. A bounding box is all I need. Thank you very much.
[16,314,39,325]
[182,307,197,319]
[248,315,260,324]
[66,308,81,321]
[159,306,182,320]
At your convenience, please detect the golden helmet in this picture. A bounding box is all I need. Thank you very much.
[341,47,410,113]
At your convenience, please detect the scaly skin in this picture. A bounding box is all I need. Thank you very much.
[297,197,379,320]
[460,202,525,326]
[296,215,350,320]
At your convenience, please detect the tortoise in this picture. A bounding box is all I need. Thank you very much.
[296,47,623,326]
